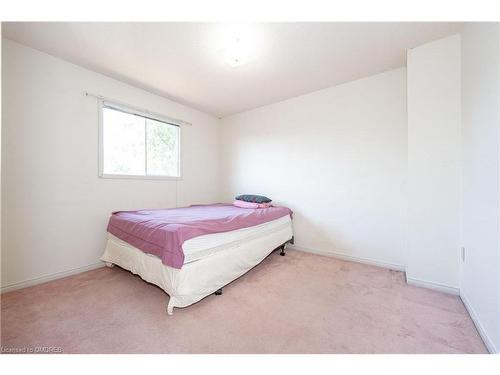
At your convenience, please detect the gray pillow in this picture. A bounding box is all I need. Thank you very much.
[235,194,272,204]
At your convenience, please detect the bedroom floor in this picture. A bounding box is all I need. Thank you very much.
[1,250,487,354]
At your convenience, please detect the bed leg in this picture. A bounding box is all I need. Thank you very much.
[280,247,286,256]
[280,245,286,256]
[105,262,114,268]
[214,288,223,295]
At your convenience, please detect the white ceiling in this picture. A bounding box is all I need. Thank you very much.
[2,22,463,117]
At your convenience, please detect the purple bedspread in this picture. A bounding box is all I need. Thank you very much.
[107,203,293,269]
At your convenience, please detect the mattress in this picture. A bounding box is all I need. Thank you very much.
[182,214,292,263]
[107,204,292,269]
[107,214,292,265]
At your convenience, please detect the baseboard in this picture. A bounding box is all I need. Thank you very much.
[288,244,406,272]
[460,291,498,354]
[1,262,105,294]
[289,244,463,295]
[405,276,460,295]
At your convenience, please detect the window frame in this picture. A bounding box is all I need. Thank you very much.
[98,100,182,181]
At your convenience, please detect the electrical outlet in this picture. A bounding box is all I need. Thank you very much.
[461,247,466,262]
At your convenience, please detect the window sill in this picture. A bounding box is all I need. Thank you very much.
[99,174,182,181]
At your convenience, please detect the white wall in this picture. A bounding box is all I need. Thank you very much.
[460,23,500,353]
[221,68,408,269]
[406,35,461,293]
[0,28,2,289]
[1,39,221,291]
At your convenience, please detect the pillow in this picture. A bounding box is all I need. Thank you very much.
[233,200,272,209]
[235,194,272,204]
[234,200,259,209]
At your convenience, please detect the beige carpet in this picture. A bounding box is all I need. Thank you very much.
[1,250,487,354]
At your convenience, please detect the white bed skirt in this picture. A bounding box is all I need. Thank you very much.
[100,222,293,315]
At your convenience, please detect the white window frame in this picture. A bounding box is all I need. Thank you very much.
[98,100,182,180]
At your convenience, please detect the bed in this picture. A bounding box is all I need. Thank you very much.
[100,203,294,315]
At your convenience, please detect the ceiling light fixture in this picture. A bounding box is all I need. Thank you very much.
[221,36,251,67]
[214,24,262,68]
[224,37,244,67]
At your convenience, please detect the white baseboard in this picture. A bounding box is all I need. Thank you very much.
[460,291,498,354]
[288,244,406,272]
[1,262,105,294]
[405,276,460,295]
[289,244,461,294]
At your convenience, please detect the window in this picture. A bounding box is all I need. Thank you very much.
[99,102,181,179]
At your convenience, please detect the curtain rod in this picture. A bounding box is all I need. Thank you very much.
[84,92,193,127]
